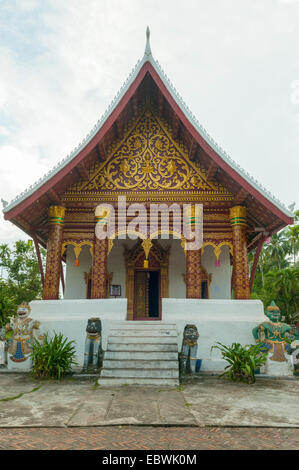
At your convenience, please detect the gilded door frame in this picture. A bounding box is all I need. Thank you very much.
[133,268,161,320]
[125,240,169,320]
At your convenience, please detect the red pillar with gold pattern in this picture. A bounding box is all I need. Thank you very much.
[229,205,250,299]
[91,211,108,299]
[184,204,202,299]
[186,249,202,298]
[43,206,65,300]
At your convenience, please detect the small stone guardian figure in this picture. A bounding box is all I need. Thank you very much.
[252,301,295,376]
[0,327,6,368]
[181,324,199,374]
[82,318,103,373]
[289,341,299,374]
[290,314,299,374]
[5,301,43,370]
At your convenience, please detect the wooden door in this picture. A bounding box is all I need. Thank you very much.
[134,270,161,320]
[134,271,148,318]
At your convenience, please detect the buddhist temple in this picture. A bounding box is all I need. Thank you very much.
[2,29,294,380]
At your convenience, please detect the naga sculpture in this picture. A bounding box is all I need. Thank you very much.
[5,301,43,364]
[82,318,103,373]
[252,301,295,363]
[181,324,199,374]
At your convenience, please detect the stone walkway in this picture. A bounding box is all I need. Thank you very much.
[0,426,298,450]
[0,373,299,428]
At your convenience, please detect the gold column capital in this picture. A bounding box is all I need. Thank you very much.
[94,205,111,223]
[229,205,247,226]
[48,206,66,225]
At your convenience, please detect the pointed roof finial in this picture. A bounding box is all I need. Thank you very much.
[145,26,152,57]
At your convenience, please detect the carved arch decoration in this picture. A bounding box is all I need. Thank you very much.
[108,229,186,259]
[124,239,170,320]
[61,240,94,263]
[105,229,148,257]
[201,241,233,261]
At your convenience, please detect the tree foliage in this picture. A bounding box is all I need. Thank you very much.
[250,210,299,323]
[0,241,46,327]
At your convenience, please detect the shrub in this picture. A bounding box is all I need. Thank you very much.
[31,332,77,379]
[211,342,268,384]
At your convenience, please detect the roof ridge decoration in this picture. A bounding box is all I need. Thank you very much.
[145,26,152,57]
[2,28,293,218]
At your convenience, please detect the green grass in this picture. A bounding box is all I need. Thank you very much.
[0,385,41,402]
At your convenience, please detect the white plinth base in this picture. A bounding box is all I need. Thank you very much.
[7,357,32,371]
[24,298,294,378]
[0,341,5,366]
[162,298,269,374]
[29,299,127,369]
[265,358,293,377]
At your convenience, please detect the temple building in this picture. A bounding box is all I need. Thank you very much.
[2,30,294,380]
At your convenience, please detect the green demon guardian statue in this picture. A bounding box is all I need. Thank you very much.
[252,301,296,363]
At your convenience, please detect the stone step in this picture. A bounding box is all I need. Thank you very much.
[99,377,179,387]
[100,322,179,386]
[108,336,178,345]
[108,330,177,337]
[103,359,178,369]
[104,350,178,361]
[108,343,178,352]
[111,322,177,328]
[101,368,179,378]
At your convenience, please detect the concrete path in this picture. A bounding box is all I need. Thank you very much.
[0,373,299,428]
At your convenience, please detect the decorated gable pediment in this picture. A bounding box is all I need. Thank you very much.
[63,110,233,203]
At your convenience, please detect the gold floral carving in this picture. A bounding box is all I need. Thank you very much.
[91,238,108,299]
[204,213,229,221]
[48,206,66,219]
[107,239,114,256]
[141,238,153,260]
[204,232,232,239]
[186,249,202,298]
[44,222,64,300]
[231,220,250,299]
[62,110,233,203]
[201,241,233,260]
[61,241,94,259]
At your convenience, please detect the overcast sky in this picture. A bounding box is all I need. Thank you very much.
[0,0,298,244]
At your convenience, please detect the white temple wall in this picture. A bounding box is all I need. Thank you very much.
[107,238,186,299]
[64,245,92,299]
[63,239,232,300]
[201,245,232,299]
[159,239,186,298]
[107,238,135,298]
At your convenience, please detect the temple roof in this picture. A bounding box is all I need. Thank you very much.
[3,28,294,245]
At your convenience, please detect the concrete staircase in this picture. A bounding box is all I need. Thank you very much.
[99,322,179,386]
